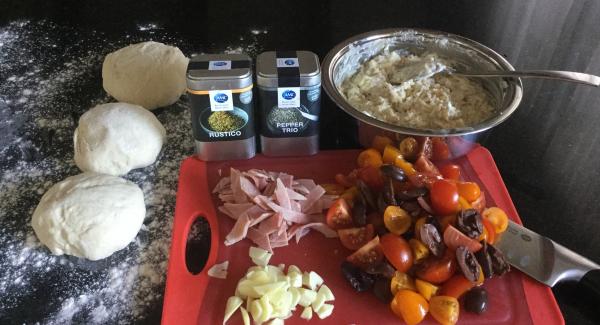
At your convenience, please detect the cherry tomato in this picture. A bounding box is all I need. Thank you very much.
[383,206,411,235]
[443,225,482,253]
[338,224,375,251]
[390,290,429,325]
[458,196,472,210]
[347,236,384,270]
[409,238,430,263]
[429,296,460,325]
[416,249,457,284]
[383,145,402,164]
[371,135,394,154]
[394,154,417,176]
[470,191,486,214]
[479,218,496,244]
[414,155,441,175]
[431,137,451,161]
[357,166,385,190]
[456,182,481,202]
[357,148,384,168]
[415,278,439,301]
[439,164,461,181]
[430,180,460,215]
[390,271,416,295]
[407,172,442,189]
[399,137,419,161]
[439,274,475,298]
[482,207,509,234]
[325,198,353,230]
[381,234,414,273]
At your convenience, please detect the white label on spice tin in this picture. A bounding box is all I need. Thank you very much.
[276,58,299,68]
[209,90,234,111]
[277,87,300,108]
[208,60,232,70]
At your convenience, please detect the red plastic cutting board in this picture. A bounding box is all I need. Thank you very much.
[162,147,563,325]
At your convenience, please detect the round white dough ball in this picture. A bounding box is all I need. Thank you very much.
[74,102,166,176]
[31,172,146,261]
[102,41,188,110]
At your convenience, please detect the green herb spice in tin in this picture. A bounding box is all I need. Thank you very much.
[207,111,245,132]
[268,107,303,125]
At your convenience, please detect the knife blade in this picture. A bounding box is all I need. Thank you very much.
[495,220,600,288]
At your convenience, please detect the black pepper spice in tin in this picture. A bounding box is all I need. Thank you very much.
[257,51,321,156]
[186,54,255,161]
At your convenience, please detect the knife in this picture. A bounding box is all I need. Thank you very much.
[495,220,600,297]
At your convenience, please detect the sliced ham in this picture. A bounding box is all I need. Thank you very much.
[215,168,338,253]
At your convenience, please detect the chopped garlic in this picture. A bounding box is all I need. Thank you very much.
[268,318,284,325]
[223,296,243,324]
[207,261,229,279]
[302,271,324,290]
[240,307,250,325]
[316,303,334,319]
[317,284,335,301]
[311,293,325,312]
[301,306,313,320]
[288,265,301,274]
[250,246,273,266]
[297,288,317,307]
[287,271,303,288]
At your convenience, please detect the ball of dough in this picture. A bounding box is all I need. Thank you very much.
[31,173,146,261]
[102,41,189,110]
[74,102,166,176]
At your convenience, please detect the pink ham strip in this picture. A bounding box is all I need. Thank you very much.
[239,175,261,200]
[287,189,306,201]
[262,182,276,197]
[218,206,236,220]
[274,179,292,209]
[222,203,254,219]
[300,185,326,212]
[248,212,273,228]
[255,195,313,224]
[258,213,283,236]
[247,227,272,252]
[230,168,247,204]
[219,194,235,203]
[296,179,316,190]
[212,177,231,194]
[224,214,250,246]
[278,173,294,188]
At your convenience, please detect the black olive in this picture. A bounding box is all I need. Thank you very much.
[487,243,510,276]
[456,246,482,283]
[382,178,397,206]
[341,261,376,292]
[352,198,367,227]
[464,287,488,314]
[356,180,377,211]
[365,260,396,279]
[420,223,446,257]
[475,241,494,278]
[373,276,394,303]
[396,188,428,201]
[380,164,406,182]
[456,209,484,239]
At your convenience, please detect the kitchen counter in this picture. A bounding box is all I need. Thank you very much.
[1,0,599,324]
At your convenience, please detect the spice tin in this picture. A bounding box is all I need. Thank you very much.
[186,54,255,161]
[256,51,321,156]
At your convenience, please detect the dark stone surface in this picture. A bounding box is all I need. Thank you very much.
[2,0,599,324]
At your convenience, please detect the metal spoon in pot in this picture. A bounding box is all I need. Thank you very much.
[390,59,600,87]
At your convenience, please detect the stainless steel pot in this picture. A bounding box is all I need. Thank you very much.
[321,28,524,156]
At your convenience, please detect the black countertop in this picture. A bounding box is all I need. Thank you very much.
[1,0,600,324]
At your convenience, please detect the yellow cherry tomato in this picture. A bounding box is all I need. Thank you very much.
[429,295,459,325]
[482,207,509,234]
[357,148,383,168]
[409,238,430,263]
[415,278,439,301]
[384,206,411,235]
[390,290,429,325]
[390,271,416,295]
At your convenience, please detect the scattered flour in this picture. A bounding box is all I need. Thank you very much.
[0,20,265,324]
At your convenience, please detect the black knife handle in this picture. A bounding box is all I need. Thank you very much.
[580,269,600,300]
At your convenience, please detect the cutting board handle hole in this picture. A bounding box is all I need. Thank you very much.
[185,215,211,275]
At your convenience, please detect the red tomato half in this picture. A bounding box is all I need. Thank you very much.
[347,236,384,270]
[439,164,461,181]
[380,234,414,273]
[414,155,441,175]
[338,224,375,251]
[326,198,353,230]
[439,274,475,299]
[416,249,457,284]
[431,138,451,161]
[430,179,460,215]
[443,225,482,253]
